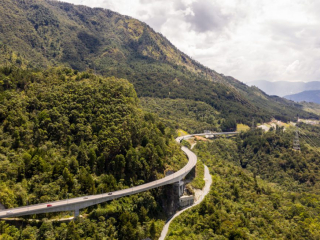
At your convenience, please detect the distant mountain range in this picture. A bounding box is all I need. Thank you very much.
[247,80,320,97]
[285,90,320,104]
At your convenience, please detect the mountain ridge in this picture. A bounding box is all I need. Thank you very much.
[285,90,320,104]
[0,0,318,124]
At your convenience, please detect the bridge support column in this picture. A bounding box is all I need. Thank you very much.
[74,208,80,218]
[175,180,185,197]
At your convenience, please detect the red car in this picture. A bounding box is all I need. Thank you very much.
[47,204,52,207]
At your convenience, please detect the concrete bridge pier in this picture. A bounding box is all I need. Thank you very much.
[175,180,185,197]
[74,208,80,218]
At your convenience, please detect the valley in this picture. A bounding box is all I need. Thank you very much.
[1,0,320,240]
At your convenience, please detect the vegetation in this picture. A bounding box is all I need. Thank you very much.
[0,66,187,239]
[177,129,188,137]
[297,122,320,147]
[2,0,320,239]
[190,161,205,190]
[167,130,320,239]
[0,0,318,126]
[140,98,220,133]
[1,191,167,239]
[237,123,250,132]
[301,101,320,115]
[210,128,320,193]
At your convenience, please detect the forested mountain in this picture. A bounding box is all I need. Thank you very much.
[0,0,318,125]
[2,0,320,239]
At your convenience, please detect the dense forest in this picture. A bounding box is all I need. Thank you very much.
[140,97,220,133]
[0,66,188,239]
[205,127,320,193]
[167,128,320,239]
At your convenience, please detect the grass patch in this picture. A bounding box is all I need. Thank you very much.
[177,129,188,137]
[237,123,250,132]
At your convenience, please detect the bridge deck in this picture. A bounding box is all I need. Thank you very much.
[0,132,237,218]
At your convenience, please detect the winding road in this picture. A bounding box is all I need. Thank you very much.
[159,142,212,240]
[0,132,236,219]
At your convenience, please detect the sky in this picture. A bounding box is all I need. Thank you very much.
[63,0,320,83]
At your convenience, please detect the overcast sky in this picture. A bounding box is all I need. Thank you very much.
[63,0,320,83]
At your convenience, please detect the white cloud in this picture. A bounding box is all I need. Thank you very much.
[62,0,320,82]
[286,60,300,74]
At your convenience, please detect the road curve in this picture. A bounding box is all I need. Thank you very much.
[0,132,236,219]
[159,164,212,240]
[159,142,212,240]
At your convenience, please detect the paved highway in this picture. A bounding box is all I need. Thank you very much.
[0,132,236,219]
[159,164,212,240]
[159,142,213,240]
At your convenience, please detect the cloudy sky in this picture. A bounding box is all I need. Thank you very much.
[63,0,320,83]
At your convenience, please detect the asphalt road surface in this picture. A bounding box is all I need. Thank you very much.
[0,132,234,219]
[158,142,212,240]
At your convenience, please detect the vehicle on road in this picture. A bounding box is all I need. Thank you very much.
[108,192,113,195]
[6,211,12,214]
[47,204,52,207]
[84,197,88,199]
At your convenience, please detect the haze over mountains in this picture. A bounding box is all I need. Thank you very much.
[248,80,320,97]
[285,90,320,104]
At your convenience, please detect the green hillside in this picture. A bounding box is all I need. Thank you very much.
[0,66,187,239]
[140,97,221,133]
[2,1,320,239]
[167,129,320,239]
[0,0,318,126]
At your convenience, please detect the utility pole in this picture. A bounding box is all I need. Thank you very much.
[293,129,301,151]
[251,118,255,130]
